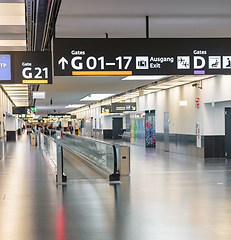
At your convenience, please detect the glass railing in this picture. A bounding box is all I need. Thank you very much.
[40,133,57,171]
[62,133,117,174]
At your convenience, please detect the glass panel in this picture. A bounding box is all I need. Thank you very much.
[62,133,115,173]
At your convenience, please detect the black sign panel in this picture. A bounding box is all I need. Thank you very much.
[0,51,52,84]
[111,103,136,113]
[54,38,231,76]
[13,106,27,114]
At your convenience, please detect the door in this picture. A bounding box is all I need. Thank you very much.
[225,108,231,158]
[164,112,169,151]
[112,118,123,139]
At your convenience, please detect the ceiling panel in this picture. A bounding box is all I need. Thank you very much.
[0,1,27,106]
[37,0,231,114]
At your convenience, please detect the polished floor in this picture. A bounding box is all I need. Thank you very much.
[1,133,231,240]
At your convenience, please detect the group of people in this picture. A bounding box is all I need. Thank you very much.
[26,123,75,135]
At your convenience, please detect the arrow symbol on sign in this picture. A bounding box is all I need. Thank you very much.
[58,57,68,70]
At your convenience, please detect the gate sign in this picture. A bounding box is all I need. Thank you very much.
[54,38,231,76]
[0,51,52,84]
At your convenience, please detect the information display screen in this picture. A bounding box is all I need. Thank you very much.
[0,54,11,80]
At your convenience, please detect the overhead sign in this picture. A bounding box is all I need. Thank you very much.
[111,103,136,113]
[101,105,111,114]
[0,51,52,84]
[54,38,231,76]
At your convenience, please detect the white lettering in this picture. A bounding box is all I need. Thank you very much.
[150,57,174,63]
[22,67,32,79]
[194,56,206,69]
[193,50,207,55]
[71,50,85,55]
[0,63,7,68]
[71,57,83,70]
[22,62,32,66]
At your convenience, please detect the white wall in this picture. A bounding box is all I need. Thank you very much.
[137,75,231,136]
[72,75,231,136]
[102,115,126,129]
[6,116,16,131]
[0,88,13,136]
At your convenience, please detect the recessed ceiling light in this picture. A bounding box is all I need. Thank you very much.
[65,104,85,108]
[33,92,45,99]
[121,75,169,81]
[0,40,26,46]
[80,94,114,101]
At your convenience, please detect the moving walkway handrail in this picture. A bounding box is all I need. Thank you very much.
[44,130,120,181]
[62,132,120,181]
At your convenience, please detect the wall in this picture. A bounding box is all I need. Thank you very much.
[136,75,231,158]
[71,75,231,158]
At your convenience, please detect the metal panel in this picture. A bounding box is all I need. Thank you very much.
[164,112,169,152]
[225,108,231,158]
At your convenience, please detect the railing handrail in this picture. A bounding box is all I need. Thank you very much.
[62,132,115,147]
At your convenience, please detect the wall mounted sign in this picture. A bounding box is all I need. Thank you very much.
[54,38,231,76]
[196,123,201,148]
[0,51,52,84]
[195,98,200,108]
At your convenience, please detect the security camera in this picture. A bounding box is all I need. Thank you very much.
[192,83,198,87]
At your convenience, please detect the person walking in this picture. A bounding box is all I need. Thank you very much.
[69,125,73,134]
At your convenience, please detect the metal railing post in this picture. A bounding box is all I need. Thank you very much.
[38,128,41,148]
[109,145,120,182]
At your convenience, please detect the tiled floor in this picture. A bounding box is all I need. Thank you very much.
[1,133,231,240]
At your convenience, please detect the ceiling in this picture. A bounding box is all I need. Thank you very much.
[1,0,231,115]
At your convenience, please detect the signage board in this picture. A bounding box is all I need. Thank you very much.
[13,106,27,114]
[54,38,231,76]
[196,123,201,148]
[195,98,200,108]
[101,105,111,114]
[111,103,136,113]
[0,51,52,84]
[27,107,37,114]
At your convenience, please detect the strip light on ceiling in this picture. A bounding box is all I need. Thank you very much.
[121,75,168,81]
[65,104,85,108]
[0,40,26,46]
[33,92,46,99]
[80,94,114,101]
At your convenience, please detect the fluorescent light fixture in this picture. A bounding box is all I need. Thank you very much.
[6,91,28,94]
[80,94,114,101]
[33,92,45,99]
[0,3,25,15]
[7,93,28,96]
[65,104,85,108]
[36,106,65,110]
[121,75,168,81]
[178,75,213,81]
[179,101,187,106]
[0,16,25,25]
[11,97,28,100]
[0,40,26,46]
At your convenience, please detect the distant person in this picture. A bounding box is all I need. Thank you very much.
[69,125,73,134]
[57,123,62,130]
